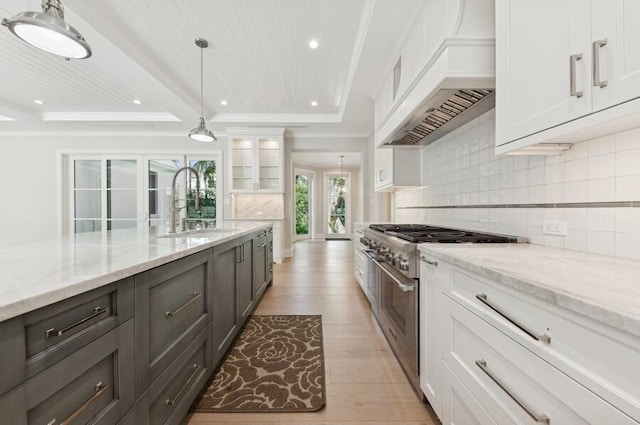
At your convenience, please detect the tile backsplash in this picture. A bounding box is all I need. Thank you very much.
[232,194,284,219]
[394,109,640,260]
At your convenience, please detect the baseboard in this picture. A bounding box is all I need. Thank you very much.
[284,248,293,258]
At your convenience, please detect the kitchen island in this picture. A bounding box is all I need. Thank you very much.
[0,221,273,425]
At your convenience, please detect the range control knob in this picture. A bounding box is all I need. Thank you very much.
[399,258,410,271]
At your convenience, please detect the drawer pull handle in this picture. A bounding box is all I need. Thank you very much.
[52,381,110,425]
[166,364,200,406]
[45,306,109,339]
[356,267,364,276]
[165,292,201,318]
[419,256,438,267]
[592,39,608,88]
[569,53,583,98]
[387,325,398,340]
[476,360,550,424]
[260,242,267,248]
[475,293,551,344]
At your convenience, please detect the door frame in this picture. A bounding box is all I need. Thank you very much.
[293,168,315,241]
[323,170,351,239]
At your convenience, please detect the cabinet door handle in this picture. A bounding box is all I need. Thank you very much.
[378,170,384,182]
[165,292,200,318]
[165,364,199,406]
[476,360,550,424]
[51,381,110,425]
[475,293,551,343]
[569,53,583,97]
[419,256,438,267]
[45,306,109,339]
[259,242,267,248]
[242,244,246,262]
[592,39,608,88]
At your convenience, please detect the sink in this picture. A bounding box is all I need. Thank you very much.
[158,228,238,239]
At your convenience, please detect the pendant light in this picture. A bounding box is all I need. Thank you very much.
[188,37,216,143]
[2,0,91,59]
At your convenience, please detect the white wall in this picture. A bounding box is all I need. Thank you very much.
[394,109,640,260]
[0,134,226,244]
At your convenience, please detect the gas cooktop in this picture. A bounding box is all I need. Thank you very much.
[368,223,520,244]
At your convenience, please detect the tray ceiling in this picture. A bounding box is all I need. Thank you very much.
[0,0,422,136]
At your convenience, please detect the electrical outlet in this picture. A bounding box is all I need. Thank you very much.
[543,220,566,236]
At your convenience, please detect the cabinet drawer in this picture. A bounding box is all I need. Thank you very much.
[444,298,636,424]
[441,362,497,425]
[0,277,134,395]
[448,265,640,421]
[0,320,135,424]
[135,250,213,394]
[136,324,212,425]
[354,249,367,293]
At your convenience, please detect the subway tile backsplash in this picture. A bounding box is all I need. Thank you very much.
[394,109,640,260]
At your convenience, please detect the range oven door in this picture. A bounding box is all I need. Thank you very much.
[375,259,419,391]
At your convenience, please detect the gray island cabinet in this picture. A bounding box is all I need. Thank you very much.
[0,223,273,425]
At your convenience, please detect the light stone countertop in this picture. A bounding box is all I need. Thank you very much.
[0,221,273,322]
[418,243,640,338]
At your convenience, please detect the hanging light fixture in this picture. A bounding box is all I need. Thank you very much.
[2,0,91,59]
[188,37,216,143]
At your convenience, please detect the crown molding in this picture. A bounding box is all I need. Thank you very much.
[43,112,181,122]
[209,113,341,124]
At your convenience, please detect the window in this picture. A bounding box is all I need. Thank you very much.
[66,152,221,234]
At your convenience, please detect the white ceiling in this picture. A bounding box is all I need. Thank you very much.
[0,0,422,137]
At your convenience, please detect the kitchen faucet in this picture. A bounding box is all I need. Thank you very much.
[168,166,200,233]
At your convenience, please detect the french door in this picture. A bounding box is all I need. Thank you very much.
[294,169,314,240]
[67,152,221,234]
[324,171,350,239]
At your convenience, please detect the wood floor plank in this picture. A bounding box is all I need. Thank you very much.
[185,240,439,425]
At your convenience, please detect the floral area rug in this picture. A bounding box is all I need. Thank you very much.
[192,315,326,413]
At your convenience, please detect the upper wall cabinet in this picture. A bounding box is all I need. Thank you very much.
[374,147,421,191]
[496,0,640,154]
[227,128,284,193]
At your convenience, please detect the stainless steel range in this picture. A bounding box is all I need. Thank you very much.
[361,224,524,395]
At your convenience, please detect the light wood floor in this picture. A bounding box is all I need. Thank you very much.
[185,239,439,425]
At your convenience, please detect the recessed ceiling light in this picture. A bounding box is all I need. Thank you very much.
[311,100,318,106]
[308,39,319,49]
[132,99,142,105]
[34,99,44,105]
[220,100,228,106]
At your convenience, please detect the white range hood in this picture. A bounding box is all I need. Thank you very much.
[375,0,496,148]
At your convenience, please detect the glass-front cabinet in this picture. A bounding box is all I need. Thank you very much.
[228,128,284,193]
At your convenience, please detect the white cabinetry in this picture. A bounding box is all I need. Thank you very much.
[418,253,446,419]
[421,251,640,424]
[353,231,368,296]
[496,0,640,153]
[272,221,283,264]
[227,129,284,193]
[374,147,420,191]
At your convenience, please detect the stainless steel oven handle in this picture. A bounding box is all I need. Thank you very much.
[374,259,415,292]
